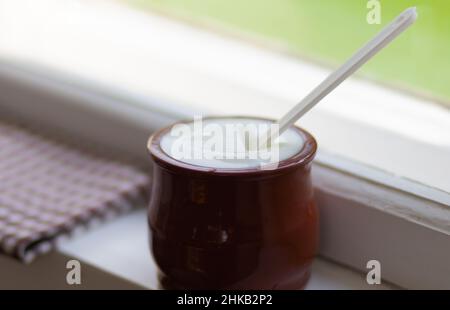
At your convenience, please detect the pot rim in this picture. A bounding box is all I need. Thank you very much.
[147,116,317,176]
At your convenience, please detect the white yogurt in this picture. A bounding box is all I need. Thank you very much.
[160,118,304,169]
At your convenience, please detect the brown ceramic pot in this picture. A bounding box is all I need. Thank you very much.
[147,117,318,289]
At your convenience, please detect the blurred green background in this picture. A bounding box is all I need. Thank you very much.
[125,0,450,106]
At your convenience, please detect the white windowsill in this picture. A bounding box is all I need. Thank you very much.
[0,209,395,290]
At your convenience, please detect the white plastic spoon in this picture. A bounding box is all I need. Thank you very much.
[265,7,418,145]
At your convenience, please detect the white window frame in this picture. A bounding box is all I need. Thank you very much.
[0,60,448,289]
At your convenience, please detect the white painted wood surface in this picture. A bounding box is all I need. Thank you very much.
[54,209,394,290]
[0,209,395,289]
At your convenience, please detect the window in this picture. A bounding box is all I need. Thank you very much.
[0,0,448,289]
[122,0,450,194]
[3,0,448,195]
[0,0,449,192]
[127,0,450,106]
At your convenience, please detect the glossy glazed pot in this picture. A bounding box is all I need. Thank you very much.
[147,117,319,289]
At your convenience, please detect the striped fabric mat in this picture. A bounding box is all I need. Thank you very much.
[0,120,150,263]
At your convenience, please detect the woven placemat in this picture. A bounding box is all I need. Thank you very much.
[0,119,150,263]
